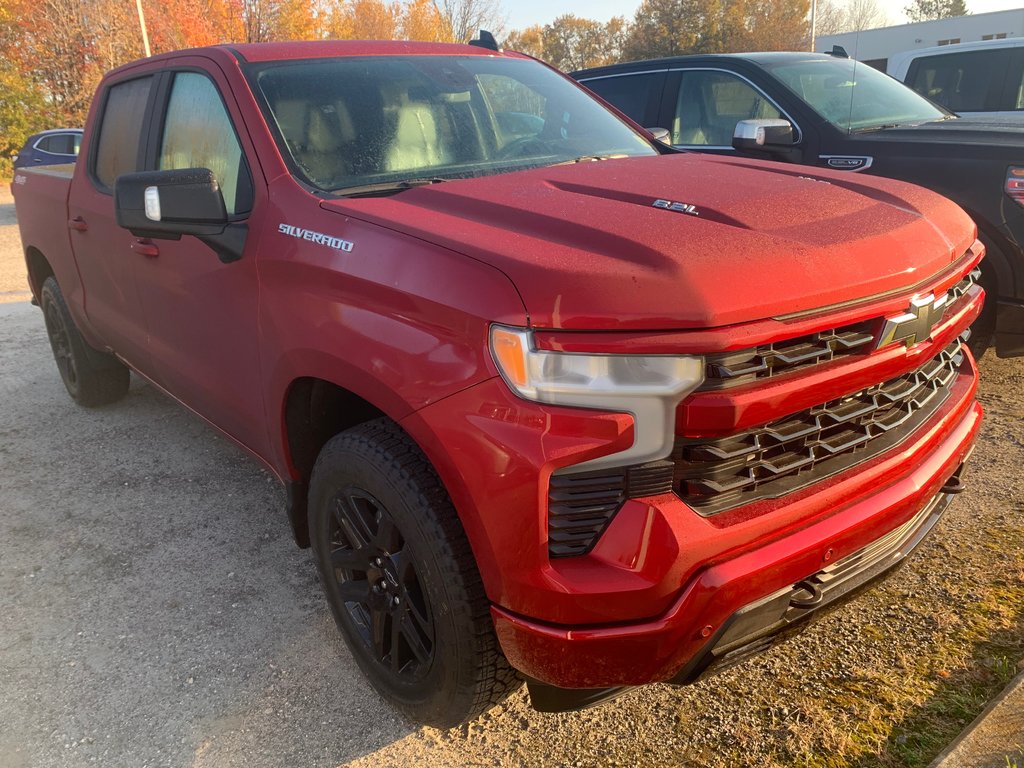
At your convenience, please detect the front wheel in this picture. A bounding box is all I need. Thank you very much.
[39,276,129,407]
[308,419,521,727]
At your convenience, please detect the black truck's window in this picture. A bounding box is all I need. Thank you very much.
[159,72,253,215]
[94,77,152,189]
[581,72,665,126]
[673,71,781,147]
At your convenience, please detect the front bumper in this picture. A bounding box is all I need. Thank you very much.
[490,392,981,692]
[526,487,958,712]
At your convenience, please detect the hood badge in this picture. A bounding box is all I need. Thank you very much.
[653,199,699,216]
[877,294,947,349]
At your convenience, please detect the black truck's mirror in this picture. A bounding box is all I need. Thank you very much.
[732,119,794,152]
[114,168,228,240]
[646,127,671,144]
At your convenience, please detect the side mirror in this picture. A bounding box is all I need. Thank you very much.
[732,119,794,152]
[115,168,227,240]
[646,126,671,144]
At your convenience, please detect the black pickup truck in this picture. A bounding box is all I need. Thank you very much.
[573,51,1024,358]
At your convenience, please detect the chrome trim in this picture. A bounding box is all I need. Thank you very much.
[666,66,803,147]
[773,250,979,321]
[576,68,670,83]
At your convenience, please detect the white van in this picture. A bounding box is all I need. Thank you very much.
[888,38,1024,119]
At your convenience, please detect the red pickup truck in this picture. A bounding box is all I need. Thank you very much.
[12,40,984,727]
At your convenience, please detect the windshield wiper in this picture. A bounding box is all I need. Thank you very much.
[548,154,629,167]
[852,123,903,133]
[337,177,449,197]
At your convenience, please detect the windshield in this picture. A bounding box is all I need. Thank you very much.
[249,55,657,194]
[764,58,950,132]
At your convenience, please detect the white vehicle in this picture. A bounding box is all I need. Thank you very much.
[888,38,1024,119]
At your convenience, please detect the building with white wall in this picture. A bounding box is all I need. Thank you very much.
[817,8,1024,70]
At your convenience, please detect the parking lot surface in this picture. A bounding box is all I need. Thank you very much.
[1,187,1022,767]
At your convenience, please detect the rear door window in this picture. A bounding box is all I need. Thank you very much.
[905,49,1011,112]
[93,76,153,189]
[580,71,666,127]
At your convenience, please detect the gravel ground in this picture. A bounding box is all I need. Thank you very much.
[1,185,1022,767]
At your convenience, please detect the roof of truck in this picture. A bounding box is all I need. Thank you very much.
[229,39,512,62]
[104,39,525,79]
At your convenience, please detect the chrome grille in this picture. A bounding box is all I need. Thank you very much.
[700,267,979,389]
[676,338,966,516]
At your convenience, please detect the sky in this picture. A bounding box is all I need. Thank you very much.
[505,0,1024,31]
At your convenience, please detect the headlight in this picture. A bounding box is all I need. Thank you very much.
[489,325,704,472]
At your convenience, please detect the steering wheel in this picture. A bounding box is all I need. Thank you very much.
[496,136,551,160]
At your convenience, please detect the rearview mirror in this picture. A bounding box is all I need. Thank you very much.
[115,168,228,240]
[732,119,794,152]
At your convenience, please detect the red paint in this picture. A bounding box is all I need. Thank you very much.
[11,40,984,692]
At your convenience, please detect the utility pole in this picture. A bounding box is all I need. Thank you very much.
[810,0,817,52]
[136,0,152,57]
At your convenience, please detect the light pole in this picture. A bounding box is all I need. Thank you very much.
[136,0,152,57]
[810,0,817,52]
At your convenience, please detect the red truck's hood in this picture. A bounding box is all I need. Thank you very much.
[323,153,976,330]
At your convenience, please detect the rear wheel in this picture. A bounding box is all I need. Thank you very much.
[308,419,521,727]
[40,277,129,407]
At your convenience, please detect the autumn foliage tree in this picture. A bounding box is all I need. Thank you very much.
[622,0,810,59]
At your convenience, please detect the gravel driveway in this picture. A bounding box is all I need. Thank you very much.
[1,186,1022,768]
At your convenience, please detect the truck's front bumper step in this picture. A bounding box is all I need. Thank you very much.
[670,488,953,686]
[526,487,955,713]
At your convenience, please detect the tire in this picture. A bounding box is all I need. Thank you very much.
[308,418,522,728]
[39,276,129,407]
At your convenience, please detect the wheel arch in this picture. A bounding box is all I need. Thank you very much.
[24,246,55,301]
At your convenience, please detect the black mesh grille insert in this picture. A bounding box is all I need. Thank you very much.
[548,461,673,558]
[675,337,966,516]
[700,268,979,390]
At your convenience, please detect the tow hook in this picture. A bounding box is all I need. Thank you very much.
[941,462,967,494]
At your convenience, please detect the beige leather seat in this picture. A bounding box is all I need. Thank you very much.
[299,103,355,184]
[273,99,356,185]
[385,100,450,172]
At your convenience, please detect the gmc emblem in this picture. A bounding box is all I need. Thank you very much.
[877,294,947,349]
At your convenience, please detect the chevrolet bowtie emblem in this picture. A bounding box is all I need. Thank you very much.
[877,294,947,349]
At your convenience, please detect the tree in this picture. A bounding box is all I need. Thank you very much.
[624,0,809,59]
[541,15,607,71]
[623,0,704,59]
[331,0,400,39]
[503,24,543,57]
[402,0,451,42]
[846,0,888,31]
[435,0,505,44]
[905,0,968,22]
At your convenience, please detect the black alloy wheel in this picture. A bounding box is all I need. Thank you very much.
[43,294,79,395]
[38,276,129,407]
[327,487,434,681]
[308,419,522,727]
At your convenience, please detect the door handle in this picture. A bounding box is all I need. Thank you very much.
[68,216,88,232]
[131,239,160,258]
